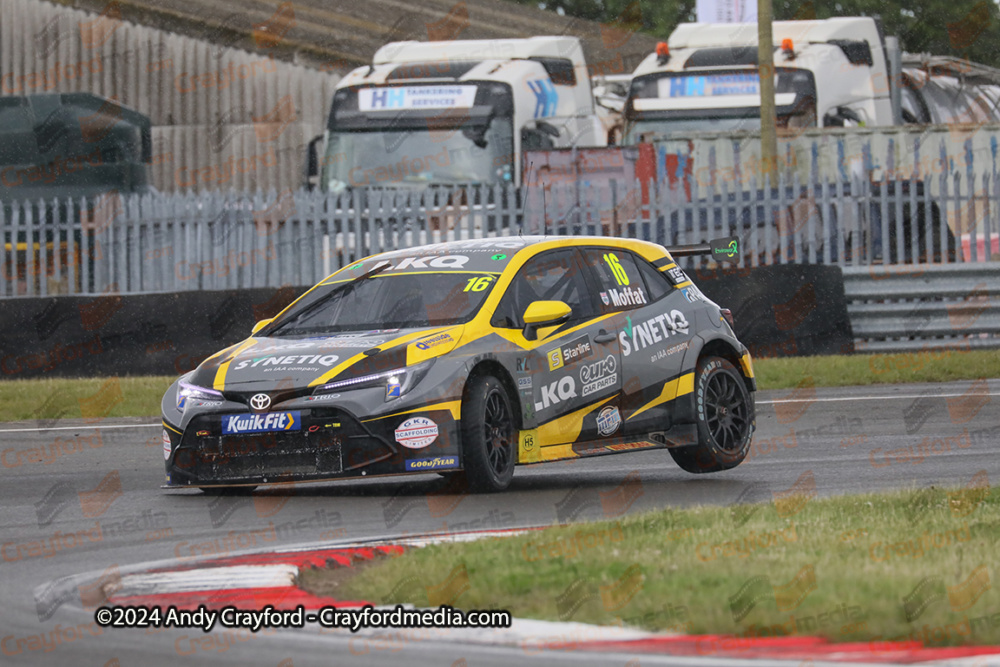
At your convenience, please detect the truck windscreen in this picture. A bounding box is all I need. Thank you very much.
[624,69,816,143]
[322,83,515,190]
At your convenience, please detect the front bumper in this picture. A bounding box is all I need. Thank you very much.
[163,405,461,487]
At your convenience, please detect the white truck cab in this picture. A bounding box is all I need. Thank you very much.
[623,17,894,143]
[313,36,607,190]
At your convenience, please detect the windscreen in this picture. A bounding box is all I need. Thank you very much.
[322,83,515,190]
[624,69,817,142]
[268,272,499,335]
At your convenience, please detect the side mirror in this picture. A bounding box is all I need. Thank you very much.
[252,318,273,335]
[305,134,323,191]
[536,121,561,138]
[823,106,863,128]
[522,300,571,340]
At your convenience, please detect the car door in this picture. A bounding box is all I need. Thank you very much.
[490,248,622,443]
[578,246,690,437]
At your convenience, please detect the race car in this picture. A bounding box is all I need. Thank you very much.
[161,235,756,493]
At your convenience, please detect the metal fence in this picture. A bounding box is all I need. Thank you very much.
[2,172,999,298]
[844,264,1000,352]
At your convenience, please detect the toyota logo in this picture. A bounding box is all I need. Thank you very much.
[249,393,271,411]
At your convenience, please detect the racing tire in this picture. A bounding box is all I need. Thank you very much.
[461,375,516,492]
[669,356,754,474]
[200,486,257,495]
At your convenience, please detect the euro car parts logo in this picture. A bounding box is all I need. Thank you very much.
[728,564,817,622]
[580,355,617,397]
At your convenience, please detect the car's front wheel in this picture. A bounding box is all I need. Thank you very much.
[461,375,516,492]
[669,356,754,474]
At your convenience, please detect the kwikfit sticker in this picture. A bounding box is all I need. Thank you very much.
[395,416,439,449]
[222,411,300,435]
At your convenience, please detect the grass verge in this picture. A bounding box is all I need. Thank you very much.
[299,486,1000,646]
[0,376,174,423]
[1,349,997,421]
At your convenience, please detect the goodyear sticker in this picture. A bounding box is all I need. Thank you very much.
[519,429,540,463]
[406,456,458,471]
[222,411,300,435]
[395,416,439,449]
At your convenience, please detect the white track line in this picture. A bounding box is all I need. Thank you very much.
[1,390,997,432]
[0,422,160,433]
[759,392,999,404]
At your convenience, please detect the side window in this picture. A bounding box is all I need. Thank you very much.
[580,248,650,312]
[633,256,672,302]
[491,250,593,328]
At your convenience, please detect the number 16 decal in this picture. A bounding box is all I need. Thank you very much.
[603,253,629,286]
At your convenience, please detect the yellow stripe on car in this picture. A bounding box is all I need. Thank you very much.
[627,373,695,421]
[362,400,462,423]
[212,339,260,391]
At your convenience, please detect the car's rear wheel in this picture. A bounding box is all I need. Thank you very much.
[669,356,754,474]
[461,375,516,492]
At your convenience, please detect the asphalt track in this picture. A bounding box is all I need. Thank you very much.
[1,379,998,666]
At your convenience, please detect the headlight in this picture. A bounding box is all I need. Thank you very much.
[313,360,435,402]
[177,381,223,411]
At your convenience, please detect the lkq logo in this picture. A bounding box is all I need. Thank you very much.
[580,355,617,397]
[547,334,593,371]
[620,310,689,357]
[535,377,577,412]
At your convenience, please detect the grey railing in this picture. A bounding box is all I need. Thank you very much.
[844,263,1000,353]
[2,172,998,298]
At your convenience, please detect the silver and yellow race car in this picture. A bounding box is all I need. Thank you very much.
[161,235,755,493]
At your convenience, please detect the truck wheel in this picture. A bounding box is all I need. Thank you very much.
[669,356,754,474]
[461,375,516,492]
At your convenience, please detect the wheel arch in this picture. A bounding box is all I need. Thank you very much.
[697,337,756,394]
[464,359,522,430]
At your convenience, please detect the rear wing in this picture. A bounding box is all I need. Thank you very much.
[665,236,740,263]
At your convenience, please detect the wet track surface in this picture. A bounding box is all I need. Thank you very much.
[1,379,998,666]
